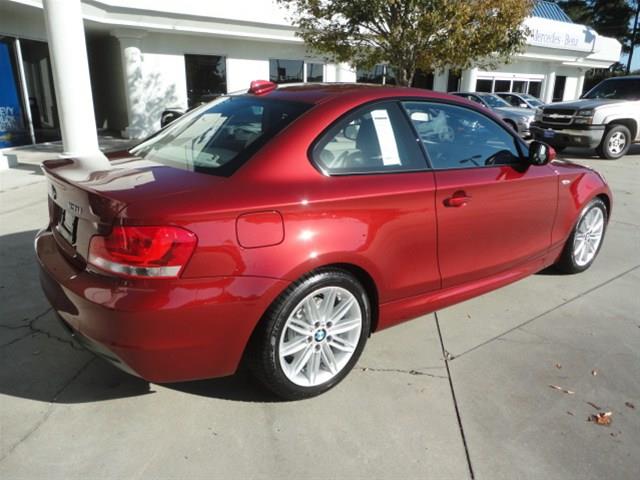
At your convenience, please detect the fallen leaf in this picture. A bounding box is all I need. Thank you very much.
[555,363,562,369]
[625,402,635,410]
[591,369,598,376]
[549,384,575,395]
[567,411,574,416]
[589,411,612,426]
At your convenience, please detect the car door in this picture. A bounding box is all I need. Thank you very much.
[402,101,557,288]
[311,101,441,300]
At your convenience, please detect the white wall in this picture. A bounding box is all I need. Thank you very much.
[116,31,328,136]
[0,2,47,42]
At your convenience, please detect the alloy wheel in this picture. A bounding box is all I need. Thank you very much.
[278,286,362,387]
[607,131,626,156]
[573,206,605,267]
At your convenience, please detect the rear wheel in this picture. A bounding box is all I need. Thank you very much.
[249,269,370,400]
[556,198,607,273]
[597,125,631,159]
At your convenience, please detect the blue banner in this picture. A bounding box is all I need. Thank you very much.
[0,40,27,148]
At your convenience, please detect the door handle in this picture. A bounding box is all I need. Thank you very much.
[444,191,472,207]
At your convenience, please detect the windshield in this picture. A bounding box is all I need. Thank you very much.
[583,78,640,100]
[478,94,511,108]
[521,94,544,107]
[131,96,311,176]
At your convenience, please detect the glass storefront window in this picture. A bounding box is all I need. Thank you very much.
[476,79,493,92]
[0,38,29,147]
[356,65,385,84]
[512,81,526,93]
[447,70,461,92]
[185,54,227,108]
[552,76,567,102]
[270,59,304,84]
[528,81,542,98]
[494,80,511,92]
[412,70,434,89]
[306,63,324,82]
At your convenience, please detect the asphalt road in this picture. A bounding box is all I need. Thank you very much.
[1,146,638,479]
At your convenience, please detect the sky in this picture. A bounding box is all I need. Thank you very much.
[620,47,639,71]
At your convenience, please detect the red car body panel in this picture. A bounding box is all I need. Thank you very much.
[36,84,612,383]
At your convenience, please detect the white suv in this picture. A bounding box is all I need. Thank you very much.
[530,76,640,159]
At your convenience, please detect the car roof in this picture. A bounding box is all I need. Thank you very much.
[258,82,458,105]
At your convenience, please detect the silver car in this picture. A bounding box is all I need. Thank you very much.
[496,92,545,110]
[451,92,535,137]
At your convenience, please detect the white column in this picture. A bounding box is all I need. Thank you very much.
[112,30,147,139]
[336,63,356,82]
[575,70,586,99]
[542,67,556,104]
[433,69,448,92]
[42,0,107,168]
[460,68,478,92]
[324,64,337,83]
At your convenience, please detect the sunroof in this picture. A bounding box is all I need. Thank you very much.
[532,1,574,23]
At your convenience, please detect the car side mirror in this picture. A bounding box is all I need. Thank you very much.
[529,141,556,165]
[160,110,183,128]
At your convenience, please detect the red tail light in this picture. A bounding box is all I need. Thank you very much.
[88,226,197,278]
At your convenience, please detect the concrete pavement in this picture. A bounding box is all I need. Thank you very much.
[0,146,638,479]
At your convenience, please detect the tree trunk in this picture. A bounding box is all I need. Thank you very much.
[397,67,412,87]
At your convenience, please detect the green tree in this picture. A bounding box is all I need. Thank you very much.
[556,0,592,24]
[278,0,533,86]
[557,0,635,52]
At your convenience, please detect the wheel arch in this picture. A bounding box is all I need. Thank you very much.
[595,193,611,218]
[241,262,381,372]
[606,119,637,140]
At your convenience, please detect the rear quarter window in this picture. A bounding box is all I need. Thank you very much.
[312,101,427,175]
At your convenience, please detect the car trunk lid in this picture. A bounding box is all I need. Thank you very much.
[42,154,227,265]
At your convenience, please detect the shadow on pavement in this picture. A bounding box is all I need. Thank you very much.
[0,229,277,404]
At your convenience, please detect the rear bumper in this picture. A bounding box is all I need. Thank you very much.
[530,123,605,149]
[36,229,287,383]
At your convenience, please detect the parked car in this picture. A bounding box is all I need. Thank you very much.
[451,92,535,137]
[36,81,611,400]
[160,94,223,128]
[496,92,545,109]
[531,75,640,159]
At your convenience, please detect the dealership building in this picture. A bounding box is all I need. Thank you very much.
[0,0,622,148]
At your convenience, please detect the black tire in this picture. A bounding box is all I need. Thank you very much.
[597,125,631,160]
[555,198,608,274]
[248,269,371,400]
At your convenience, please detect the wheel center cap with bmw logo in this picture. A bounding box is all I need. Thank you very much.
[314,329,327,342]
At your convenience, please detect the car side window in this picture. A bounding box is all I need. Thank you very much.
[312,102,426,174]
[503,94,519,106]
[459,94,483,106]
[402,102,522,170]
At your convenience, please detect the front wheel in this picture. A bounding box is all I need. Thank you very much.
[597,125,631,159]
[555,198,607,273]
[249,269,370,400]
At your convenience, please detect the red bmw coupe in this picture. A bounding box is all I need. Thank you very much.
[37,81,611,399]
